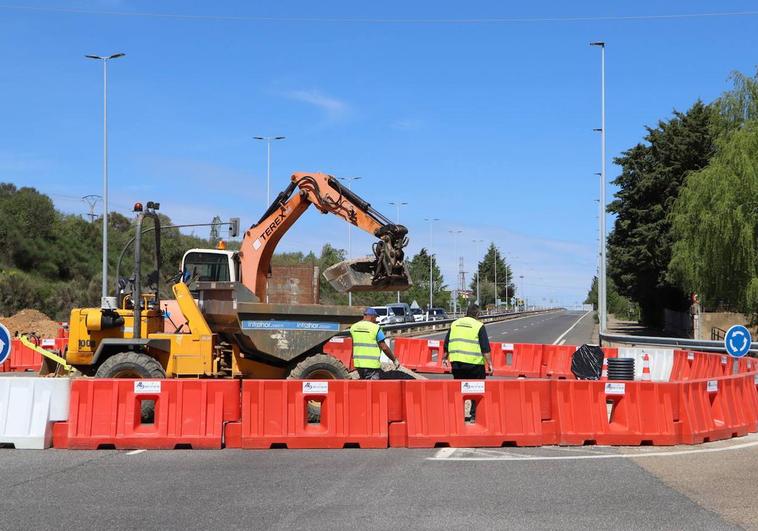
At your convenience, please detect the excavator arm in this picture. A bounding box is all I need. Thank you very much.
[238,172,411,301]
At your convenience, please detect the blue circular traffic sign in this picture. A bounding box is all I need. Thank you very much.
[0,323,11,365]
[724,325,753,358]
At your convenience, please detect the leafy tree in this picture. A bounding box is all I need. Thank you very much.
[469,243,516,307]
[399,248,448,309]
[584,275,640,320]
[669,121,758,320]
[607,101,716,326]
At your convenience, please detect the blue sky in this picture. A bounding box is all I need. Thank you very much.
[2,1,757,307]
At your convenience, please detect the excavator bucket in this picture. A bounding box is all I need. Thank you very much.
[324,256,412,293]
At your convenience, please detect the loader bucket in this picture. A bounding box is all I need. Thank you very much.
[323,257,412,293]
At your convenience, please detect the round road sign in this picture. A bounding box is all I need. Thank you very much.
[0,323,11,365]
[724,324,753,358]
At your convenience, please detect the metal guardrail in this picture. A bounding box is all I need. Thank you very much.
[379,308,561,338]
[600,332,758,354]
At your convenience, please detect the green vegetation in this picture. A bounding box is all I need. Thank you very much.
[469,243,516,307]
[0,184,212,320]
[608,69,758,326]
[584,276,640,321]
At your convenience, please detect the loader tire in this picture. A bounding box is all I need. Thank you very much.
[287,354,350,381]
[287,354,349,422]
[96,352,166,423]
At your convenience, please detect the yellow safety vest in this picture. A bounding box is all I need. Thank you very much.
[448,316,485,365]
[350,320,382,369]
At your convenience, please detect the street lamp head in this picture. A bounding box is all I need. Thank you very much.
[253,136,264,140]
[108,53,126,60]
[274,136,286,140]
[85,54,105,60]
[589,41,605,47]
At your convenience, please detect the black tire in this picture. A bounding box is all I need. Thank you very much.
[96,352,166,423]
[287,354,349,422]
[287,354,350,380]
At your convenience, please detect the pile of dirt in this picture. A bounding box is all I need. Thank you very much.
[0,309,60,338]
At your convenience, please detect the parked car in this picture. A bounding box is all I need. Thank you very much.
[410,307,424,322]
[425,307,449,321]
[387,303,414,324]
[370,306,391,325]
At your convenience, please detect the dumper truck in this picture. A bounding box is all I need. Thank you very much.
[64,172,412,381]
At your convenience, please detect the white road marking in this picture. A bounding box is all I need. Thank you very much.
[428,434,758,462]
[126,449,146,456]
[558,338,566,345]
[433,447,456,459]
[552,310,593,345]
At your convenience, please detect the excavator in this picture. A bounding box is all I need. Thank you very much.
[64,172,412,383]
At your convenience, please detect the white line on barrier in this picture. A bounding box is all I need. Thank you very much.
[126,449,146,456]
[553,310,593,345]
[428,434,758,462]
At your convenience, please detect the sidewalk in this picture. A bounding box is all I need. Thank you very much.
[590,314,667,345]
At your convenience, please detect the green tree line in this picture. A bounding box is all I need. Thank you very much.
[607,70,758,325]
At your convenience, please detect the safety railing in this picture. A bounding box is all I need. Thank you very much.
[600,331,758,354]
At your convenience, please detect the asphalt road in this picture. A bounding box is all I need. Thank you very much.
[2,435,756,530]
[419,310,595,346]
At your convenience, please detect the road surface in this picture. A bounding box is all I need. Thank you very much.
[2,434,757,530]
[419,309,595,346]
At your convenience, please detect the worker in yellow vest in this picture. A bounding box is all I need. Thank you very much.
[350,307,400,380]
[442,304,493,379]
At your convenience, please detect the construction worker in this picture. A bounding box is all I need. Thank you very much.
[442,303,493,379]
[350,307,400,380]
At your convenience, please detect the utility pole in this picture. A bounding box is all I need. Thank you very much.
[339,176,362,306]
[253,136,286,206]
[86,52,125,309]
[425,218,440,310]
[590,41,607,333]
[449,229,462,315]
[472,239,483,306]
[389,201,407,303]
[82,194,101,223]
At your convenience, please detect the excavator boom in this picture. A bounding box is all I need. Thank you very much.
[238,172,411,300]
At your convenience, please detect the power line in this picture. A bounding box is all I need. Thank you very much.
[1,5,757,25]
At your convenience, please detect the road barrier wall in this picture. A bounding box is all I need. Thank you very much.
[226,380,402,449]
[2,345,756,451]
[53,379,240,449]
[618,347,675,382]
[1,377,70,449]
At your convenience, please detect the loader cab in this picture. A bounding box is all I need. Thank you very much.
[181,249,239,289]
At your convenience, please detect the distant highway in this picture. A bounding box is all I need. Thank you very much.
[420,309,595,346]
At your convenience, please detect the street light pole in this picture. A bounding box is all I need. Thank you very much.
[519,275,525,310]
[389,201,408,303]
[253,136,286,206]
[339,176,362,306]
[448,229,462,315]
[590,41,607,333]
[425,218,440,310]
[86,52,125,309]
[472,239,483,306]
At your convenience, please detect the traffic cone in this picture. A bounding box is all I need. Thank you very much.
[641,353,651,381]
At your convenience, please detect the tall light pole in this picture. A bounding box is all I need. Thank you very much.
[425,218,440,310]
[86,52,125,309]
[448,229,462,314]
[472,239,483,306]
[339,176,362,306]
[389,201,408,303]
[253,136,286,206]
[519,275,525,310]
[590,41,607,333]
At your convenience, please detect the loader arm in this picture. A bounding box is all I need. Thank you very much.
[238,172,410,301]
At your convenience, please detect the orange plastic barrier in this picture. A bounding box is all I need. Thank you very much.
[54,379,240,449]
[540,345,577,379]
[8,338,43,372]
[394,337,447,373]
[391,379,558,448]
[555,380,681,445]
[226,380,403,449]
[490,343,543,378]
[322,337,353,369]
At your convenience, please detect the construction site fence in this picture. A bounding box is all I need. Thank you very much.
[2,346,757,450]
